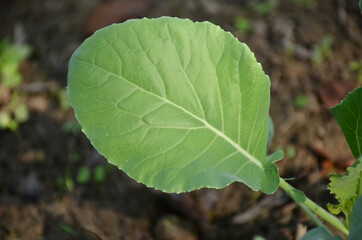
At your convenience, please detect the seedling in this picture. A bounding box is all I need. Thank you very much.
[284,43,296,57]
[312,35,333,65]
[67,18,362,239]
[295,95,309,109]
[65,167,75,191]
[76,165,112,184]
[94,165,107,183]
[348,60,362,84]
[56,168,76,192]
[234,16,252,35]
[57,88,71,111]
[0,38,31,130]
[0,38,31,88]
[249,0,278,15]
[77,166,91,184]
[286,145,296,158]
[59,222,77,236]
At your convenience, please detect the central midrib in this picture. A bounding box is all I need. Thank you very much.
[74,57,263,169]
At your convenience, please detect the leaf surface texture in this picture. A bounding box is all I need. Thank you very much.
[300,227,342,240]
[331,87,362,159]
[68,17,278,193]
[348,196,362,240]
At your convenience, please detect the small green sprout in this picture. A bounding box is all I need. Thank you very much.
[65,168,74,191]
[94,165,113,183]
[295,95,309,109]
[234,16,252,35]
[59,223,77,236]
[284,43,296,56]
[0,38,31,88]
[56,169,76,192]
[77,167,92,184]
[312,35,333,65]
[249,0,278,15]
[0,38,31,130]
[58,88,71,110]
[94,166,106,183]
[286,146,296,158]
[348,60,362,84]
[77,165,113,185]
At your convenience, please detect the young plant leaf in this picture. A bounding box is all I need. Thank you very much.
[329,87,362,223]
[68,17,279,194]
[348,196,362,240]
[328,157,362,224]
[266,150,284,163]
[300,227,342,240]
[330,87,362,160]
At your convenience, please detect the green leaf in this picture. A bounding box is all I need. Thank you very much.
[14,104,29,123]
[0,42,31,88]
[329,87,362,222]
[0,42,31,63]
[330,87,362,159]
[235,16,251,34]
[68,17,279,194]
[249,0,278,15]
[300,227,342,240]
[295,95,309,109]
[328,157,362,223]
[59,223,77,236]
[65,167,74,191]
[94,165,107,183]
[266,150,284,163]
[349,196,362,240]
[77,167,91,184]
[267,116,274,152]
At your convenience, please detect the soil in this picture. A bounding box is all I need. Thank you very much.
[0,0,361,239]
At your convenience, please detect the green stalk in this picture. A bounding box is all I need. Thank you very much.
[297,202,336,236]
[279,178,349,235]
[297,202,325,228]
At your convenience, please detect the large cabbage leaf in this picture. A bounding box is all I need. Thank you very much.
[67,17,279,194]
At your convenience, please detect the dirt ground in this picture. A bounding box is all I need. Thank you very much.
[0,0,361,239]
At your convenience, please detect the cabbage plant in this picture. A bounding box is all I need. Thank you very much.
[67,17,362,240]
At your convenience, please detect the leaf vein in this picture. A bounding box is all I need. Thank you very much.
[73,57,263,168]
[165,22,206,120]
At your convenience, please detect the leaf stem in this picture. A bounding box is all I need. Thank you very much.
[297,202,325,228]
[297,202,337,236]
[279,178,349,235]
